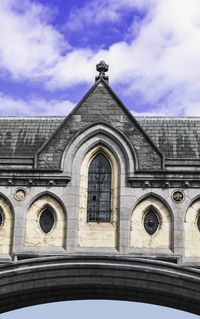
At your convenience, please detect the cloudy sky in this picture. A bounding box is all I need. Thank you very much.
[1,0,200,116]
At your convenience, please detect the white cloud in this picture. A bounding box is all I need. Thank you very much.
[0,92,74,115]
[65,0,151,31]
[1,0,200,116]
[46,0,200,116]
[0,0,68,81]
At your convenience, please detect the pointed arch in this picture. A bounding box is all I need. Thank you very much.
[25,194,66,247]
[0,195,13,254]
[79,144,119,248]
[87,152,112,222]
[61,122,137,177]
[185,198,200,257]
[131,195,171,249]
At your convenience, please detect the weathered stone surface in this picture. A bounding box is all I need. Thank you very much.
[0,257,200,315]
[37,81,162,170]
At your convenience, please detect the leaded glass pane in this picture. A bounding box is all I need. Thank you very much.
[0,212,2,227]
[197,214,200,232]
[87,153,111,222]
[40,208,54,233]
[144,209,159,235]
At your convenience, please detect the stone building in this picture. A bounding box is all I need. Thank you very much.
[0,60,200,265]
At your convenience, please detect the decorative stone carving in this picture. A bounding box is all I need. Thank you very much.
[172,190,184,202]
[14,188,26,201]
[96,60,109,76]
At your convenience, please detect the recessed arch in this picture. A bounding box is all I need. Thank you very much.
[27,191,67,219]
[78,144,119,248]
[0,194,13,254]
[130,192,174,222]
[131,195,171,249]
[61,122,137,177]
[184,194,200,216]
[25,194,66,247]
[185,198,200,257]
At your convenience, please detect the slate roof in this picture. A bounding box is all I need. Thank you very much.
[136,117,200,159]
[0,116,200,159]
[0,116,64,156]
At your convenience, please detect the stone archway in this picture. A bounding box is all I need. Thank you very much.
[0,256,200,315]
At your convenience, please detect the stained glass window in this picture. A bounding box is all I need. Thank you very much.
[144,209,159,235]
[87,153,111,222]
[39,208,54,233]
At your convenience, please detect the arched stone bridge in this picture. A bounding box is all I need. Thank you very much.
[1,256,200,315]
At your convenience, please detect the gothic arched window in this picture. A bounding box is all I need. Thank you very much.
[87,153,111,222]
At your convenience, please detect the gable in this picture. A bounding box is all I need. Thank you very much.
[37,79,163,171]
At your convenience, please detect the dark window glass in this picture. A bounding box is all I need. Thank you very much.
[144,209,159,235]
[0,211,2,227]
[40,208,54,234]
[197,214,200,232]
[87,153,111,222]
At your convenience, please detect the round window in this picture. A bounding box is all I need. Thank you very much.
[144,209,159,235]
[39,208,54,234]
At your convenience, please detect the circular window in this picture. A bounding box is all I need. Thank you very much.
[144,209,159,235]
[39,208,54,234]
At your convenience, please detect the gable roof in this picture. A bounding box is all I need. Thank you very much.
[36,78,162,160]
[36,78,163,170]
[0,113,199,160]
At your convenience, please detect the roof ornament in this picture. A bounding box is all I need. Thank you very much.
[95,60,109,83]
[96,60,109,76]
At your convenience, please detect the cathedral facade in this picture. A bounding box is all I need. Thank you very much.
[0,61,200,266]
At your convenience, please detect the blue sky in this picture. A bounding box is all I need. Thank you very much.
[0,0,200,317]
[1,0,200,116]
[1,300,199,319]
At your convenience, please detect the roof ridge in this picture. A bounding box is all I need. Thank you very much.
[0,116,65,120]
[135,116,200,120]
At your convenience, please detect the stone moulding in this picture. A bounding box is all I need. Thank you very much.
[0,256,200,314]
[61,122,137,177]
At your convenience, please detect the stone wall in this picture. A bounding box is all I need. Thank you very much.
[37,82,162,171]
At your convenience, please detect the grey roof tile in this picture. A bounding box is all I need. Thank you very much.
[0,116,64,156]
[0,116,199,159]
[136,117,200,159]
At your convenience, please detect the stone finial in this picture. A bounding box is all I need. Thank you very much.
[96,60,109,76]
